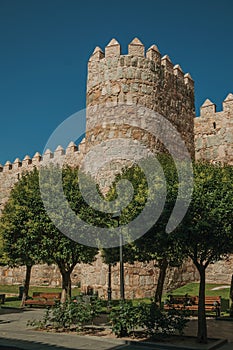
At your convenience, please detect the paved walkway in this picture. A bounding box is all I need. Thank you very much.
[0,308,232,350]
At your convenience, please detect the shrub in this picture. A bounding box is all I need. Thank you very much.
[28,295,102,331]
[109,300,139,337]
[109,301,190,338]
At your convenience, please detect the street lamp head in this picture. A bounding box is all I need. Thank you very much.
[112,211,121,218]
[112,211,121,225]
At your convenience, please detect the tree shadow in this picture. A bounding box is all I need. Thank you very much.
[0,307,23,316]
[0,337,138,350]
[0,336,229,350]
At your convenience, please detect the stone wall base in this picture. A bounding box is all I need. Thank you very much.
[0,254,232,299]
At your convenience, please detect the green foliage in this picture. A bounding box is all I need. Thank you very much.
[102,155,188,307]
[109,300,189,338]
[0,165,98,300]
[133,154,185,264]
[175,162,233,343]
[102,155,184,266]
[39,165,98,266]
[101,164,149,265]
[109,300,140,337]
[0,168,44,267]
[28,296,102,331]
[177,162,233,265]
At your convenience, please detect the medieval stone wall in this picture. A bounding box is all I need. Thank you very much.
[0,253,200,299]
[0,141,86,215]
[194,94,233,164]
[0,38,232,297]
[2,253,233,299]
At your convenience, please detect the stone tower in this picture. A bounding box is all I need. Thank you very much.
[195,93,233,164]
[86,38,196,161]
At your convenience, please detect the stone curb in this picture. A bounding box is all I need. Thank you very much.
[0,331,228,350]
[122,338,228,350]
[71,334,228,350]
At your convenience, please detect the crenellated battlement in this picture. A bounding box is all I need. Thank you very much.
[87,38,194,93]
[0,141,86,175]
[86,37,195,159]
[198,93,233,117]
[195,93,233,165]
[0,140,87,214]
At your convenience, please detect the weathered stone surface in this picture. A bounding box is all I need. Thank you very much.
[105,38,121,58]
[2,254,233,299]
[128,38,145,57]
[195,96,233,165]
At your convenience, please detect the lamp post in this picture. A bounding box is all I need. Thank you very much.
[107,263,112,306]
[114,214,125,300]
[112,213,125,300]
[119,225,125,300]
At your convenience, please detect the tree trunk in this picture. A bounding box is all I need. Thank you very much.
[154,258,168,307]
[107,264,112,306]
[20,264,32,307]
[196,264,207,343]
[60,270,72,303]
[230,274,233,317]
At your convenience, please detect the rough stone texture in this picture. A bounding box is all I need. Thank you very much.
[0,254,199,299]
[86,38,195,160]
[0,38,232,297]
[2,254,232,300]
[195,94,233,165]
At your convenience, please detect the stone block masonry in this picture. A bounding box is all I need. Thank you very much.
[0,37,232,298]
[0,141,85,215]
[86,38,195,160]
[195,93,233,164]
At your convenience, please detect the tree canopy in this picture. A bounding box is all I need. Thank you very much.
[0,166,98,303]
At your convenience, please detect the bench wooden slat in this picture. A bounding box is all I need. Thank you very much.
[164,295,221,316]
[25,292,61,307]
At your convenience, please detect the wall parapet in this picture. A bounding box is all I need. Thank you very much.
[195,93,233,165]
[198,93,233,118]
[87,38,194,92]
[0,139,86,175]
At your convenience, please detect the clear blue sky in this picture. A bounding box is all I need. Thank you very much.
[0,0,232,164]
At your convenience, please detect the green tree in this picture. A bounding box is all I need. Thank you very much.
[0,168,44,306]
[102,156,186,306]
[0,166,98,304]
[101,164,148,272]
[34,165,99,302]
[132,155,187,306]
[177,162,233,343]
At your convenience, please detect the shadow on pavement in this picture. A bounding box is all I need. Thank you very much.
[0,307,23,316]
[0,336,137,350]
[0,337,87,350]
[0,337,230,350]
[0,307,24,324]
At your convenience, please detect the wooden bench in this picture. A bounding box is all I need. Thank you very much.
[164,295,221,316]
[25,292,61,307]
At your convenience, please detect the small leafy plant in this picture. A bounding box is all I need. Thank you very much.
[109,301,190,338]
[109,300,139,337]
[27,295,102,332]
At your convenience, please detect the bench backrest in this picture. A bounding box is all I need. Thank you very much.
[168,295,221,305]
[190,296,221,305]
[32,292,61,300]
[168,295,197,304]
[204,296,221,305]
